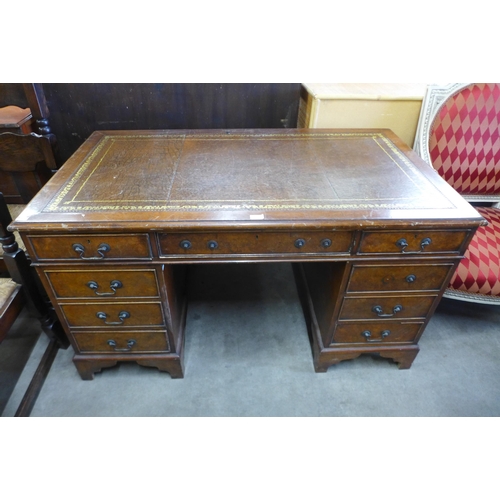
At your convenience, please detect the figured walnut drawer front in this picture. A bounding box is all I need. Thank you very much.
[331,322,423,345]
[60,302,164,328]
[28,234,152,261]
[347,263,455,292]
[158,231,353,256]
[73,331,170,353]
[45,269,160,299]
[358,230,469,255]
[339,295,436,320]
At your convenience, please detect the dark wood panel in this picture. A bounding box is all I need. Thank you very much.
[42,83,301,163]
[0,84,28,109]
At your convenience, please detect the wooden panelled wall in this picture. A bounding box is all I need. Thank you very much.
[41,84,301,163]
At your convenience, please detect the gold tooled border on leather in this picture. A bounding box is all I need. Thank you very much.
[45,132,454,213]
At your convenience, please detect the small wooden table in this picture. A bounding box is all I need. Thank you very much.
[10,129,484,379]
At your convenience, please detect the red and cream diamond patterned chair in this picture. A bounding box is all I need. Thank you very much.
[414,82,500,304]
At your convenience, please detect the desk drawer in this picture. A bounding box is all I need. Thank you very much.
[347,263,455,292]
[159,231,353,257]
[339,295,436,320]
[358,230,469,255]
[28,234,152,261]
[45,269,160,299]
[73,331,170,353]
[60,302,164,328]
[331,322,423,345]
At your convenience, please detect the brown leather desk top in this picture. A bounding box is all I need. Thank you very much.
[11,128,483,232]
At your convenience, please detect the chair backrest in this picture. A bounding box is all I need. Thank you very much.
[0,132,56,203]
[414,83,500,201]
[0,132,56,171]
[0,84,49,122]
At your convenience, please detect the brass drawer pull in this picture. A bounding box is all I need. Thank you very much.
[362,330,391,342]
[179,240,192,250]
[207,240,218,250]
[87,280,123,296]
[96,311,130,325]
[405,274,417,283]
[372,304,403,317]
[321,238,332,248]
[73,243,111,260]
[395,237,432,254]
[107,339,136,351]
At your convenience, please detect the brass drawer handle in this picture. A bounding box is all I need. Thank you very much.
[87,280,123,296]
[294,238,306,249]
[96,311,130,325]
[107,339,136,351]
[372,304,403,317]
[362,330,391,342]
[73,243,111,260]
[395,237,432,254]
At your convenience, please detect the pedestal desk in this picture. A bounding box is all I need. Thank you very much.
[10,129,484,379]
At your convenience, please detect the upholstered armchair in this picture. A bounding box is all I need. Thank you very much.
[414,83,500,304]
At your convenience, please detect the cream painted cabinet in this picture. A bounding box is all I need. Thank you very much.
[298,83,426,147]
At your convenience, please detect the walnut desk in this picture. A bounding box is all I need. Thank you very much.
[10,129,484,380]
